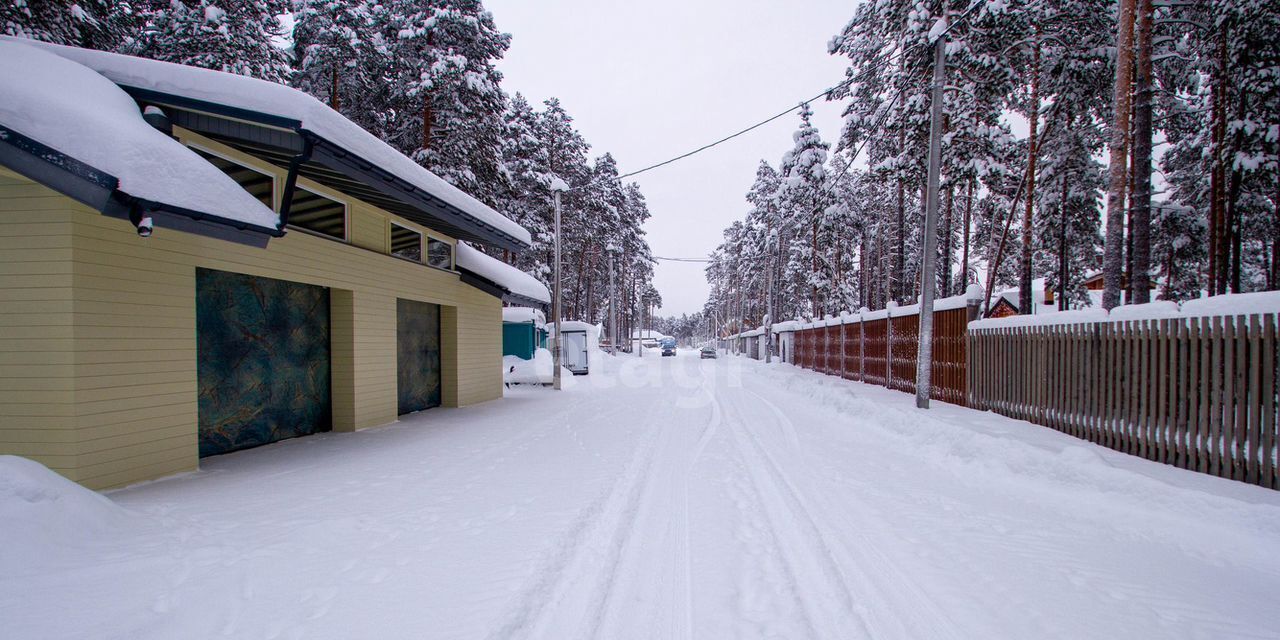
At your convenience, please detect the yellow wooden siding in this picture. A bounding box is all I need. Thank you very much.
[0,172,79,481]
[0,135,507,489]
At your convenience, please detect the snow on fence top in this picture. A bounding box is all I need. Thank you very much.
[455,243,550,304]
[502,306,545,326]
[773,285,983,332]
[11,37,532,248]
[0,41,279,230]
[969,290,1280,330]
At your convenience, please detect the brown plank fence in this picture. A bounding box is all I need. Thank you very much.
[968,313,1278,490]
[778,298,1278,490]
[789,303,974,406]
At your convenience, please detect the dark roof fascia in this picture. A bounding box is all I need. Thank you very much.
[123,86,530,253]
[0,124,279,246]
[457,267,550,311]
[457,268,507,300]
[0,124,117,211]
[502,293,550,312]
[120,86,302,131]
[309,139,529,254]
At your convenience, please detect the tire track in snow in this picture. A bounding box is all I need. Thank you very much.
[738,384,963,640]
[485,396,669,640]
[715,388,856,639]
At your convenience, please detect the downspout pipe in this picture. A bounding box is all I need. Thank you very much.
[278,133,316,230]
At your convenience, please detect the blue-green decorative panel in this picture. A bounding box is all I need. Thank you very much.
[196,269,332,457]
[397,298,442,415]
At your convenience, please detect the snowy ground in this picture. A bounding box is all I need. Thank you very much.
[4,350,1280,639]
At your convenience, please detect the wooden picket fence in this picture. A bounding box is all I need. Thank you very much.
[968,314,1279,490]
[790,305,972,406]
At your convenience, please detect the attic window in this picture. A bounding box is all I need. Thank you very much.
[426,237,453,270]
[391,223,422,261]
[288,187,347,240]
[189,146,274,208]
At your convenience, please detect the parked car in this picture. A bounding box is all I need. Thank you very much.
[660,337,677,356]
[700,346,717,359]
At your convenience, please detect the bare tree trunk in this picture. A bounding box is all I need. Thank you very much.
[894,175,905,304]
[1020,33,1042,315]
[942,183,954,296]
[1210,26,1230,295]
[1058,169,1070,311]
[1130,0,1154,303]
[1102,0,1137,309]
[422,102,433,153]
[811,220,819,317]
[330,67,340,111]
[1273,157,1280,290]
[1226,84,1249,293]
[961,179,973,293]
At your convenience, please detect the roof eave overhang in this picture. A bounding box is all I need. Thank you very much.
[457,267,549,311]
[119,86,531,254]
[0,124,277,247]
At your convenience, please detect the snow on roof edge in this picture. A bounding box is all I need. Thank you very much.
[0,41,279,231]
[8,37,532,248]
[455,243,550,304]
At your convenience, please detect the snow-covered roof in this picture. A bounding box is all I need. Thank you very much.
[502,306,546,326]
[549,320,596,334]
[455,243,550,304]
[969,290,1280,330]
[632,330,671,340]
[0,40,278,231]
[10,37,532,249]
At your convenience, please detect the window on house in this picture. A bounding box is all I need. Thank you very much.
[426,237,453,270]
[189,146,274,208]
[288,187,347,241]
[391,223,422,261]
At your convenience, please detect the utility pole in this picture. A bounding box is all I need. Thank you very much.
[765,230,777,364]
[916,17,947,410]
[551,180,568,390]
[607,244,618,354]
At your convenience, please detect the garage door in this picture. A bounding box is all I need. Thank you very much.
[196,269,332,457]
[397,298,442,415]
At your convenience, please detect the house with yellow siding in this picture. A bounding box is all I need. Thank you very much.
[0,38,549,490]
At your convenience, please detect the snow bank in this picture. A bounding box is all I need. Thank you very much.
[11,37,532,247]
[503,348,553,385]
[456,243,550,304]
[0,41,278,229]
[502,306,545,326]
[971,290,1280,330]
[0,456,130,564]
[1180,291,1280,318]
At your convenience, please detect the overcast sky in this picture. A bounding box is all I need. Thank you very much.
[485,0,856,316]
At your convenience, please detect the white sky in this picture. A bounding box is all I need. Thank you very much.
[486,0,855,316]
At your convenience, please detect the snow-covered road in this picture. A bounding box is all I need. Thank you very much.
[5,350,1280,639]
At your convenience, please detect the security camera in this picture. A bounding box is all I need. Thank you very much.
[136,215,153,237]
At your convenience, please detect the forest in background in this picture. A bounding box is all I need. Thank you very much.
[702,0,1279,336]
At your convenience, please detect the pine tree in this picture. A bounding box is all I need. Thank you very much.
[130,1,292,83]
[1,0,139,49]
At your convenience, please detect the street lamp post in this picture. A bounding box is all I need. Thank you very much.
[550,178,569,391]
[607,243,619,355]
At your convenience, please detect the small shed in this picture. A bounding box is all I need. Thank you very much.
[551,320,597,375]
[502,306,547,360]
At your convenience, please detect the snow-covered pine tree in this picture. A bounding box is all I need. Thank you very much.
[291,0,383,134]
[130,1,292,83]
[376,0,511,205]
[778,103,835,319]
[2,0,138,49]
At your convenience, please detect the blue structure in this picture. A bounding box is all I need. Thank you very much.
[502,307,547,360]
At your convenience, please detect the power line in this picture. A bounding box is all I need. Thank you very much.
[570,1,984,193]
[651,255,714,263]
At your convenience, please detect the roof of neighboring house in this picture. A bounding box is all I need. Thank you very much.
[0,40,280,243]
[502,306,546,326]
[6,36,532,252]
[455,243,550,306]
